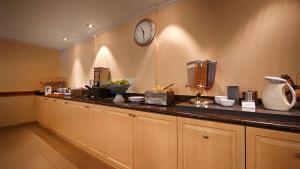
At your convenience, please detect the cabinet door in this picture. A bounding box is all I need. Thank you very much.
[55,101,62,134]
[88,105,107,158]
[35,97,42,122]
[39,98,45,125]
[106,109,133,169]
[40,98,50,127]
[52,100,61,132]
[48,99,57,130]
[178,118,245,169]
[73,104,88,148]
[60,101,74,140]
[247,127,300,169]
[45,99,50,128]
[134,111,177,169]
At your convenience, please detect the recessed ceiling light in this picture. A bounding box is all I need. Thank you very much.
[87,24,94,28]
[62,37,68,41]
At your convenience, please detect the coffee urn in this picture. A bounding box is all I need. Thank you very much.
[187,60,217,105]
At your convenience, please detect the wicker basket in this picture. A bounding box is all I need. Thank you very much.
[40,77,65,90]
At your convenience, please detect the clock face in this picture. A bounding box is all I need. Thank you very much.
[134,19,155,46]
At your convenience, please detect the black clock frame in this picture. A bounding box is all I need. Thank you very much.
[134,18,156,47]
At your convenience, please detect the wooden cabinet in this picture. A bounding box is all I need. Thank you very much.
[105,107,178,169]
[133,111,177,169]
[48,99,57,130]
[54,100,62,133]
[73,103,88,148]
[35,97,75,143]
[60,101,74,140]
[247,127,300,169]
[39,97,45,125]
[39,97,50,127]
[35,96,300,169]
[87,105,107,159]
[46,98,62,134]
[35,96,42,122]
[178,117,245,169]
[52,100,61,132]
[35,98,178,169]
[106,108,134,169]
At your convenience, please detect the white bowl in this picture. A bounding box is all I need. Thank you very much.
[220,99,235,107]
[128,96,145,103]
[215,96,228,104]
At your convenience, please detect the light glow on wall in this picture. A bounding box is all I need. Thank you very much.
[94,46,112,68]
[70,55,85,88]
[157,24,209,61]
[94,45,125,80]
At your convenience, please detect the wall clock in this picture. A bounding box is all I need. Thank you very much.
[134,19,156,47]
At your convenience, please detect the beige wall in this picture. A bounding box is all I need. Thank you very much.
[61,0,300,96]
[0,38,60,126]
[0,38,60,91]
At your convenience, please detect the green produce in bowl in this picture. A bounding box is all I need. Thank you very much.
[114,80,121,84]
[106,79,129,85]
[120,79,129,84]
[107,80,114,84]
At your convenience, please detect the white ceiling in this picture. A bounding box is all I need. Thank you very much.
[0,0,173,49]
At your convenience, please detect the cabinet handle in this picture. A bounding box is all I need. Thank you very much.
[128,114,136,117]
[296,153,300,159]
[64,102,69,104]
[203,134,209,139]
[84,105,89,108]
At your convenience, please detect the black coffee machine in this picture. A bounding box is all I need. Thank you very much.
[85,85,114,99]
[85,67,114,99]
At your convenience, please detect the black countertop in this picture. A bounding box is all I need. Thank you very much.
[38,95,300,133]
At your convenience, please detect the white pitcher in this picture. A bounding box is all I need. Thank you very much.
[262,76,296,111]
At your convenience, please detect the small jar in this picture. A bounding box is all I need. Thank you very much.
[242,90,258,103]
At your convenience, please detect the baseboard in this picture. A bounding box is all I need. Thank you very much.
[0,121,37,130]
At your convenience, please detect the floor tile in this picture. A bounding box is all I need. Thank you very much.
[0,123,114,169]
[0,146,42,163]
[5,156,55,169]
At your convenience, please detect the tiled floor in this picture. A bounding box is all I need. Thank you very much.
[0,123,114,169]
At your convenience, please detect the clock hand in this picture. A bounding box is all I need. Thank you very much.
[141,27,145,41]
